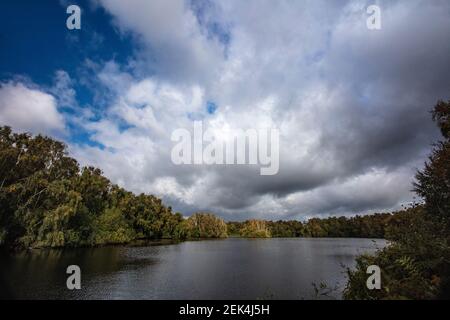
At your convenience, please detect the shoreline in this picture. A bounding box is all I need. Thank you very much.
[1,236,388,253]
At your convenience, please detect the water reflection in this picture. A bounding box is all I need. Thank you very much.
[0,238,386,300]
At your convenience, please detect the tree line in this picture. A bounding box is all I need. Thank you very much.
[227,213,393,239]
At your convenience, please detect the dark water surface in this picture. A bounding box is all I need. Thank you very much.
[0,238,386,300]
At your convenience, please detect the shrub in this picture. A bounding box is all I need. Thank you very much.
[240,220,271,238]
[184,213,228,238]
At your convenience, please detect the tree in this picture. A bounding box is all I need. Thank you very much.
[92,208,135,245]
[0,126,185,248]
[184,213,228,238]
[239,220,271,238]
[0,127,79,246]
[414,100,450,219]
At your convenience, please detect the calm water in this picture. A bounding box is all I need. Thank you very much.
[0,238,386,300]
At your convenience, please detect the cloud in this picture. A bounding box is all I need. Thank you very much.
[19,0,450,220]
[0,81,65,136]
[50,70,77,109]
[97,0,226,84]
[281,167,417,220]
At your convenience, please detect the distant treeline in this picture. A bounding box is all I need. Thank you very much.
[227,213,398,239]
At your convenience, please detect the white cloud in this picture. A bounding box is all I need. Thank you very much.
[0,82,65,136]
[65,0,450,219]
[50,70,77,109]
[97,0,225,84]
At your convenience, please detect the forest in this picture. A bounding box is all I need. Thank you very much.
[227,213,393,239]
[0,98,449,299]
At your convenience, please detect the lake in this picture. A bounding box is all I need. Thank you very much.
[0,238,386,300]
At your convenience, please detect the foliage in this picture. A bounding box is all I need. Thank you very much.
[239,220,271,238]
[183,213,228,238]
[345,99,450,300]
[228,213,393,239]
[0,126,185,248]
[226,221,242,236]
[267,220,304,237]
[92,208,135,245]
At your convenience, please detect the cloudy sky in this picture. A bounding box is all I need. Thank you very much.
[1,0,449,221]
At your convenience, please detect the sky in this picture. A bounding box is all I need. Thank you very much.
[0,0,449,221]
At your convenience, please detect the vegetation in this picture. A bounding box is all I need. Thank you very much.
[266,220,303,237]
[181,213,228,238]
[239,220,271,238]
[0,127,221,249]
[228,213,395,239]
[344,99,450,300]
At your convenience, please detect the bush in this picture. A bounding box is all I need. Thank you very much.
[240,220,271,238]
[92,208,135,245]
[184,213,228,238]
[344,207,442,300]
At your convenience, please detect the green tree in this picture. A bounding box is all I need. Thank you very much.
[92,208,135,245]
[0,126,185,248]
[239,220,271,238]
[185,213,228,238]
[414,100,450,219]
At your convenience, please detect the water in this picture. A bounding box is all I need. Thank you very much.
[0,238,386,300]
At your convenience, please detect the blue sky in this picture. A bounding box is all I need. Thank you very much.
[0,0,135,145]
[1,0,449,220]
[1,1,131,84]
[0,0,221,147]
